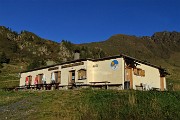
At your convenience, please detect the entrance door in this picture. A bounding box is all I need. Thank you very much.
[54,71,61,83]
[160,77,165,91]
[28,76,32,85]
[38,74,43,84]
[69,70,75,84]
[125,67,133,89]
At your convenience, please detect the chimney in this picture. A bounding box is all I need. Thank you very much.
[74,50,80,60]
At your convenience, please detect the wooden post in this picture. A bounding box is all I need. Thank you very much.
[160,77,165,91]
[129,68,133,89]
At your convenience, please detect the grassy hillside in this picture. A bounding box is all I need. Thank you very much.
[0,26,106,89]
[0,90,180,120]
[0,26,106,65]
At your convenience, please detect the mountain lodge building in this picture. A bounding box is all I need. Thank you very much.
[19,54,168,91]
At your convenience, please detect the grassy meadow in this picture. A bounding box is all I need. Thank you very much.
[0,89,180,120]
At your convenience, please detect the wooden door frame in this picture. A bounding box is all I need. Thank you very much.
[54,71,61,83]
[69,70,75,84]
[28,75,32,85]
[38,74,43,84]
[125,66,133,89]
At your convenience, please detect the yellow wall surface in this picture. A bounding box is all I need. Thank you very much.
[20,66,59,86]
[131,63,166,90]
[60,61,87,85]
[87,58,124,84]
[20,61,88,86]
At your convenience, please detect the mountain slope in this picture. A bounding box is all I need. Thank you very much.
[80,31,180,82]
[0,26,106,88]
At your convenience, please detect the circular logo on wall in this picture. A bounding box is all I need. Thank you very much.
[110,60,119,70]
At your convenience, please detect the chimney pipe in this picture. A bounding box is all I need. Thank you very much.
[74,50,80,60]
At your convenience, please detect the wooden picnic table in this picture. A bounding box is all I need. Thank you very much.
[89,81,111,89]
[89,81,110,83]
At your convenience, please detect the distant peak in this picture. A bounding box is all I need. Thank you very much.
[152,31,180,37]
[107,34,139,41]
[112,34,136,37]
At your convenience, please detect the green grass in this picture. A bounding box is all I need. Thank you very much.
[0,64,22,89]
[0,73,19,89]
[0,90,180,120]
[167,78,180,91]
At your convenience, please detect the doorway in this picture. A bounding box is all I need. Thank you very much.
[54,71,61,83]
[28,76,32,85]
[124,67,133,89]
[38,74,43,84]
[69,70,75,84]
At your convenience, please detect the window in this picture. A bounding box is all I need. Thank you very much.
[137,68,141,76]
[78,69,86,80]
[134,68,145,77]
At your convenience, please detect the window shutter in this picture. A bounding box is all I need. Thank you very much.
[58,71,61,83]
[142,70,145,77]
[134,68,138,75]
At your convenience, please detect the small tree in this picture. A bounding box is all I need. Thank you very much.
[0,63,3,68]
[27,59,40,70]
[62,40,74,51]
[99,50,106,58]
[41,59,46,66]
[10,42,19,53]
[0,52,10,64]
[27,58,47,70]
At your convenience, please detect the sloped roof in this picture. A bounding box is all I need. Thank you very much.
[21,54,168,74]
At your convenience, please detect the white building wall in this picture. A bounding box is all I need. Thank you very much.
[132,63,162,90]
[20,61,88,86]
[86,60,95,83]
[60,61,87,85]
[20,67,58,86]
[88,58,124,84]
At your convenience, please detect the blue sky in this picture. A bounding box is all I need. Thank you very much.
[0,0,180,44]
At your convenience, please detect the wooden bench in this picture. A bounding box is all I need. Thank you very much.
[35,83,59,90]
[74,82,84,85]
[35,84,44,90]
[107,84,123,90]
[15,86,25,91]
[89,81,111,89]
[151,87,159,91]
[58,85,68,89]
[74,82,89,89]
[135,85,144,91]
